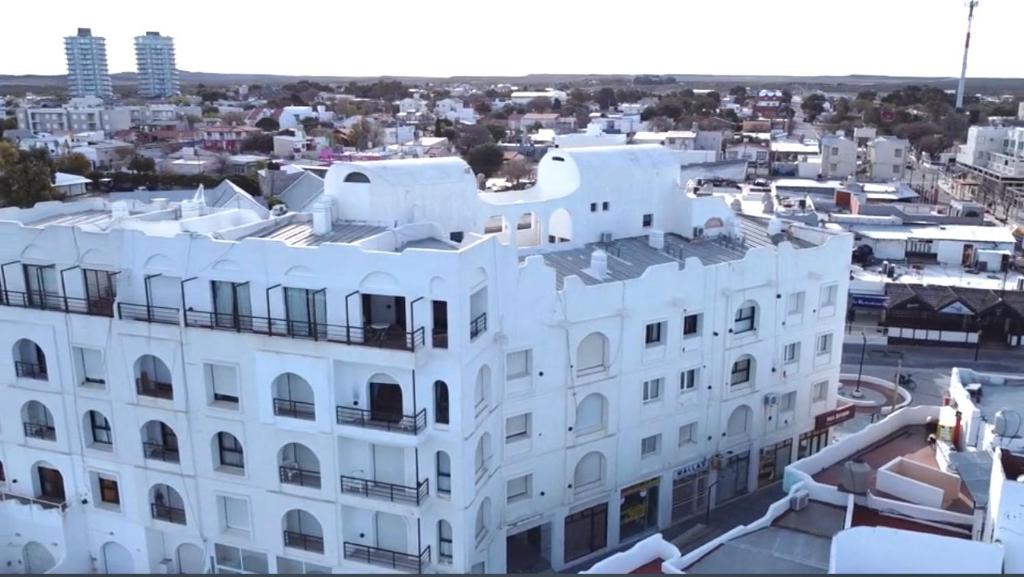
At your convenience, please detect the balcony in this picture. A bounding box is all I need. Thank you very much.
[336,406,427,435]
[136,378,173,400]
[343,543,431,573]
[23,422,56,441]
[273,398,316,421]
[279,465,321,489]
[151,503,186,524]
[142,442,180,463]
[183,311,425,352]
[0,486,68,512]
[15,361,47,380]
[0,290,114,318]
[117,302,179,325]
[470,312,487,340]
[284,531,325,554]
[340,476,429,506]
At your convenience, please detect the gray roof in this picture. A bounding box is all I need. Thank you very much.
[276,171,325,212]
[949,451,993,508]
[684,527,830,574]
[538,216,815,288]
[255,221,386,247]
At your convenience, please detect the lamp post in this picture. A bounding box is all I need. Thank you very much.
[853,332,867,398]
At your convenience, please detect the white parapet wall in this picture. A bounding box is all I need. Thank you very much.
[580,534,682,574]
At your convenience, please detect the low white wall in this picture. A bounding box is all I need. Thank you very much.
[890,327,977,344]
[580,534,680,574]
[949,368,985,448]
[876,458,945,509]
[830,526,1003,574]
[865,492,974,527]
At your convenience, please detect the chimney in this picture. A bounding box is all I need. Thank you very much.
[589,249,609,280]
[648,229,665,250]
[311,200,332,236]
[111,201,129,220]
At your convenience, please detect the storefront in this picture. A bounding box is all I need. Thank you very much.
[757,439,793,487]
[798,405,855,459]
[619,477,660,541]
[715,451,750,505]
[671,458,709,522]
[563,502,608,563]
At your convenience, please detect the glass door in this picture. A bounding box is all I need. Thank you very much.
[24,264,57,308]
[212,281,252,329]
[284,288,326,338]
[84,269,116,315]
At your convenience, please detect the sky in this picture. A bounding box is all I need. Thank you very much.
[2,0,1021,79]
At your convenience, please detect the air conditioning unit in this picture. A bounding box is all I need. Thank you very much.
[789,490,810,511]
[764,393,779,406]
[599,231,613,243]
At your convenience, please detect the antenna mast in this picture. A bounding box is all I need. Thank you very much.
[955,0,979,111]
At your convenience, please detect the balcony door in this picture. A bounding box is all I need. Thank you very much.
[370,381,403,423]
[37,466,65,502]
[84,269,117,315]
[284,288,326,338]
[212,281,252,329]
[375,512,408,553]
[23,264,58,307]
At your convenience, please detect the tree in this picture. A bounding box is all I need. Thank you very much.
[568,88,589,107]
[0,145,59,208]
[53,152,92,176]
[255,117,280,131]
[240,133,274,154]
[647,116,675,132]
[485,124,506,143]
[128,155,156,173]
[856,90,877,103]
[551,98,562,111]
[346,118,384,151]
[456,124,494,153]
[596,87,617,111]
[465,144,504,179]
[526,97,552,113]
[473,100,492,115]
[729,85,748,103]
[1,117,17,130]
[503,157,531,185]
[801,94,827,122]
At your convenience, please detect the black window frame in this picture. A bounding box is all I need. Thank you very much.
[734,305,756,334]
[683,313,700,337]
[217,432,245,470]
[731,358,752,386]
[89,411,113,446]
[644,321,665,346]
[98,477,120,505]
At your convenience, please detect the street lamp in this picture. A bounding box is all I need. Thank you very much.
[853,332,867,398]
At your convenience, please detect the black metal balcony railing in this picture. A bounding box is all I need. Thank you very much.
[279,465,321,489]
[340,476,429,506]
[142,442,180,463]
[343,542,430,573]
[0,290,114,318]
[284,530,325,554]
[184,310,426,352]
[273,398,316,421]
[470,312,487,339]
[151,503,186,524]
[336,406,427,435]
[136,378,174,400]
[117,302,180,325]
[23,422,56,441]
[14,361,47,380]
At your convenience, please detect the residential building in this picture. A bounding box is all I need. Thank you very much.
[64,28,113,99]
[868,136,909,181]
[16,97,112,135]
[0,146,851,574]
[510,90,568,105]
[955,125,1024,223]
[819,134,857,179]
[199,125,261,152]
[134,32,179,99]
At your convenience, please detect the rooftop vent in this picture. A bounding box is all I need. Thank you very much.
[648,229,665,250]
[588,249,609,280]
[311,200,332,236]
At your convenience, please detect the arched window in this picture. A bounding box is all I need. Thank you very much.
[434,380,449,425]
[438,520,453,564]
[733,301,758,334]
[13,339,47,380]
[573,451,606,492]
[213,432,244,472]
[574,393,608,435]
[436,451,452,496]
[343,171,371,183]
[283,509,324,553]
[272,373,315,420]
[278,443,320,489]
[134,355,173,399]
[475,433,492,482]
[150,484,186,525]
[84,410,113,449]
[577,332,609,376]
[474,365,490,416]
[727,405,753,438]
[22,401,56,441]
[141,421,179,463]
[475,498,492,543]
[730,355,755,387]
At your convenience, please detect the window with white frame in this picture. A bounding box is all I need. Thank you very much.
[783,342,800,364]
[217,495,250,533]
[205,363,239,407]
[641,434,661,458]
[680,368,699,392]
[678,422,696,446]
[642,377,663,403]
[820,285,838,308]
[644,321,666,347]
[215,544,269,574]
[813,381,828,402]
[506,474,532,504]
[682,313,702,338]
[816,333,833,356]
[787,292,804,315]
[780,391,796,413]
[505,413,531,443]
[734,303,757,334]
[506,350,532,380]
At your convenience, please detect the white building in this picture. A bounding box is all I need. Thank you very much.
[64,28,113,100]
[434,98,477,125]
[16,97,113,135]
[819,134,857,179]
[510,90,568,105]
[134,31,179,99]
[867,136,909,181]
[0,146,852,574]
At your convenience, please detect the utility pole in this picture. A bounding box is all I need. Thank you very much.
[955,0,980,111]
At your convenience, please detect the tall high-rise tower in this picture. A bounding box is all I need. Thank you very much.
[64,28,113,99]
[135,31,179,99]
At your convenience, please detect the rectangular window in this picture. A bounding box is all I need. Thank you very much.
[205,363,239,407]
[816,333,833,356]
[590,202,598,212]
[821,285,838,308]
[787,292,805,315]
[813,381,828,402]
[680,368,698,391]
[642,213,653,227]
[98,477,119,505]
[734,306,756,334]
[783,342,800,364]
[218,495,249,532]
[217,545,268,574]
[90,411,113,446]
[74,347,105,386]
[505,413,531,443]
[642,377,663,403]
[644,321,665,346]
[641,434,661,457]
[602,201,609,211]
[781,391,796,413]
[507,474,532,504]
[894,148,903,158]
[506,350,532,380]
[731,358,752,386]
[683,313,701,338]
[678,423,696,446]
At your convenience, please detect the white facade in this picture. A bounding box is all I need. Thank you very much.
[957,125,1024,178]
[0,146,851,574]
[17,98,112,135]
[819,134,857,179]
[134,32,179,99]
[64,28,113,100]
[868,136,908,181]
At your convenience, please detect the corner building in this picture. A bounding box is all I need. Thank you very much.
[0,145,851,573]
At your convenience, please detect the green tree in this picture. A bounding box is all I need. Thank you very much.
[128,155,156,173]
[596,87,617,111]
[465,143,504,178]
[255,117,280,131]
[346,117,384,151]
[456,125,494,153]
[1,117,17,130]
[240,133,274,154]
[801,94,827,122]
[0,145,59,208]
[485,124,506,143]
[53,152,92,176]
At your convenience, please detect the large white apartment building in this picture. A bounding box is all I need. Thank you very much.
[16,97,114,135]
[64,28,113,100]
[0,146,852,574]
[134,32,179,99]
[955,125,1024,224]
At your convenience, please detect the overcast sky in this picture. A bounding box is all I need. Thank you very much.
[2,0,1020,79]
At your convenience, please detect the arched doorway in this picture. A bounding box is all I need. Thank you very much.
[101,541,134,573]
[176,543,206,574]
[22,542,55,574]
[548,208,573,243]
[368,374,403,423]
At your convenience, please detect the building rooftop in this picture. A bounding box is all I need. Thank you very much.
[252,220,387,247]
[852,261,1024,291]
[851,223,1016,244]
